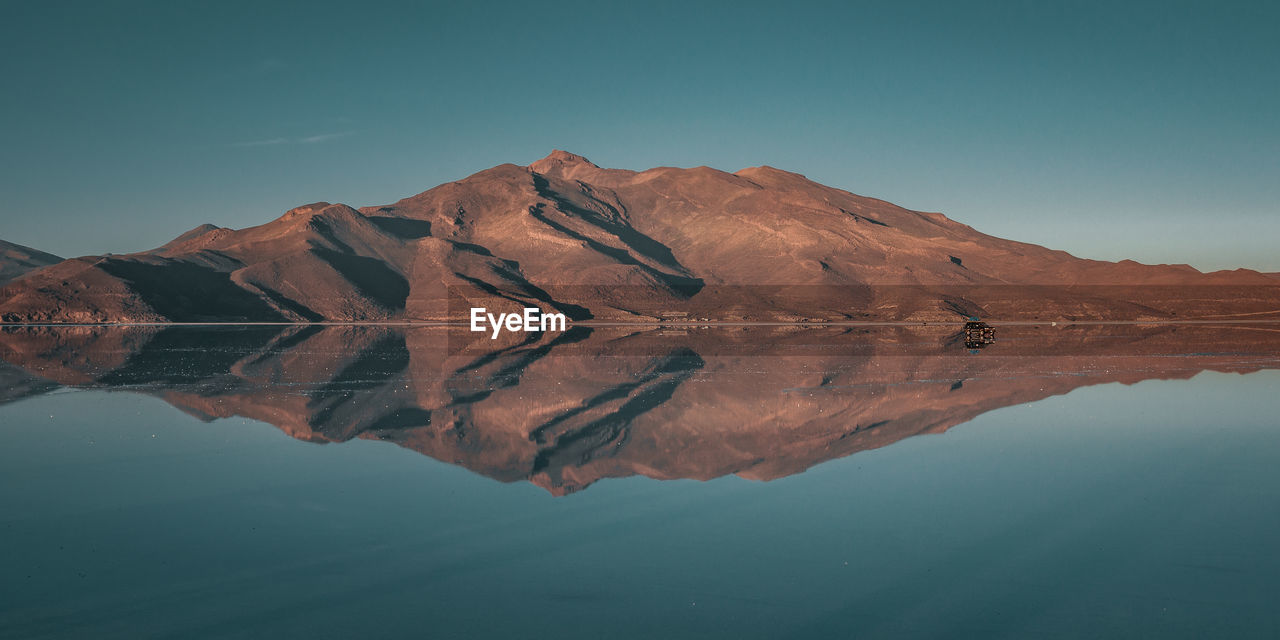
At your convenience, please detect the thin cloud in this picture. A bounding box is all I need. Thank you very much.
[228,131,355,147]
[230,137,290,147]
[298,131,354,144]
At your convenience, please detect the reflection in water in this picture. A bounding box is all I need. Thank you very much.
[6,322,1280,639]
[2,323,1279,495]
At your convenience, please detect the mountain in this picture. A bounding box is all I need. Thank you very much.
[2,324,1278,495]
[3,151,1278,323]
[0,239,61,286]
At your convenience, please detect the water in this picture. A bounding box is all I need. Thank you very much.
[2,324,1279,638]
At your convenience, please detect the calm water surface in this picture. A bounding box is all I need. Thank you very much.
[1,325,1279,638]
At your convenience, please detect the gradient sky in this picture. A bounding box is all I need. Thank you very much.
[1,1,1277,271]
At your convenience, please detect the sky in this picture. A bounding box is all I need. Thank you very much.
[1,0,1277,271]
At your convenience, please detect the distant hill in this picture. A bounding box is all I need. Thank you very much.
[0,239,61,286]
[2,151,1277,323]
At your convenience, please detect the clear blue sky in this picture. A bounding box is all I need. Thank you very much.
[1,1,1276,271]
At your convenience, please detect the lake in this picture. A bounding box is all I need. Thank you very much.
[2,324,1279,638]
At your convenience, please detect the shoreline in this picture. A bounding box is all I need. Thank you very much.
[3,318,1280,328]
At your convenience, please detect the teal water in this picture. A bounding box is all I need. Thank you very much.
[3,363,1279,638]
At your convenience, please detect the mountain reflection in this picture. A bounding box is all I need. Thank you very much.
[3,323,1279,495]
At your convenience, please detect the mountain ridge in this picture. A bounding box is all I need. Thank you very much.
[0,239,62,286]
[2,151,1277,324]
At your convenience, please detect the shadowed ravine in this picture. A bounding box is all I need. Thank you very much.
[2,323,1279,495]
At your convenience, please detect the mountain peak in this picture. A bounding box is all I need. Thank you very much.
[734,165,810,182]
[529,150,600,176]
[284,202,333,218]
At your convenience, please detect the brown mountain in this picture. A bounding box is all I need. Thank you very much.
[0,239,61,286]
[3,324,1278,495]
[3,151,1278,323]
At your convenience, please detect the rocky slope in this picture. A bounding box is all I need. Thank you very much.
[0,239,61,285]
[3,151,1277,323]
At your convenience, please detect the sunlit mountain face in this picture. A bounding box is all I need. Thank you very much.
[3,151,1278,325]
